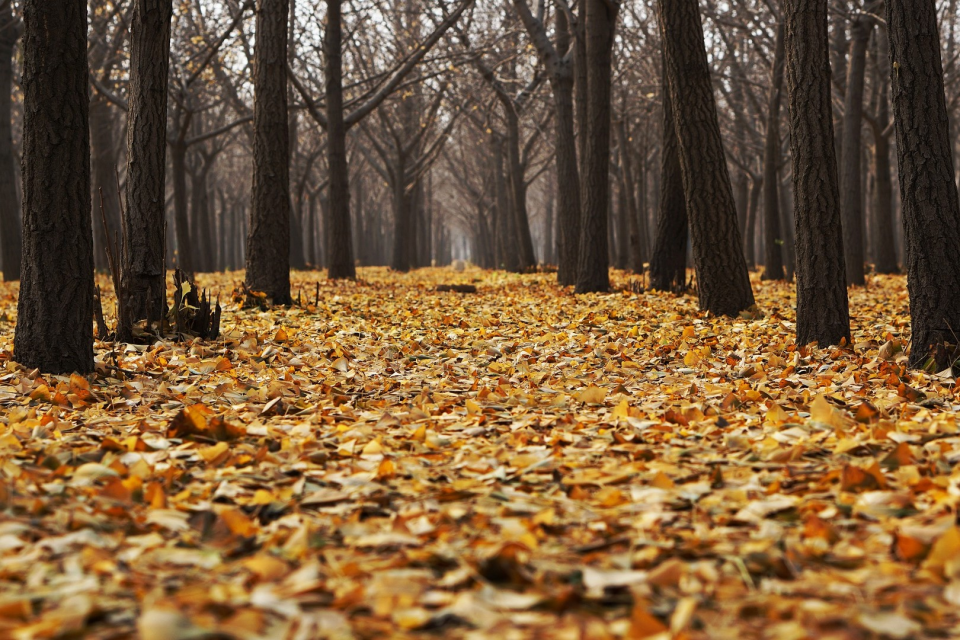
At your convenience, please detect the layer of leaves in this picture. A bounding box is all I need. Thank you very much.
[1,267,958,639]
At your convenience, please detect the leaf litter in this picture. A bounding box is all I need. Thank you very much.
[0,267,958,639]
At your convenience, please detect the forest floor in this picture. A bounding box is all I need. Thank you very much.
[0,266,958,639]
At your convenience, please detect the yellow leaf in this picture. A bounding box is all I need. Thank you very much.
[578,385,606,405]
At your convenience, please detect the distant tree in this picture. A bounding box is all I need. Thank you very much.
[246,0,292,304]
[0,3,20,282]
[575,0,618,293]
[838,1,877,286]
[886,0,960,370]
[658,0,754,316]
[513,0,580,285]
[121,0,173,332]
[14,0,94,373]
[649,70,688,293]
[782,0,850,347]
[760,21,786,281]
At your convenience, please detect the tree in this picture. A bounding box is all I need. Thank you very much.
[838,1,876,286]
[575,0,618,293]
[760,21,786,281]
[246,0,292,304]
[0,3,21,282]
[886,0,960,370]
[121,0,173,331]
[658,0,754,316]
[513,0,580,285]
[782,0,850,347]
[14,0,94,373]
[291,0,474,279]
[649,80,688,293]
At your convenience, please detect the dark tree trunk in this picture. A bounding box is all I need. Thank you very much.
[871,27,898,274]
[246,0,291,303]
[89,96,120,273]
[506,110,537,271]
[544,173,555,264]
[0,11,21,281]
[839,8,873,286]
[761,22,786,281]
[575,0,617,293]
[15,0,93,373]
[325,0,355,279]
[783,0,850,346]
[546,8,581,284]
[744,176,761,266]
[650,85,688,293]
[170,136,195,275]
[659,0,755,316]
[886,0,960,370]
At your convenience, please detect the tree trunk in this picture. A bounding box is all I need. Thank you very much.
[886,0,960,369]
[659,0,754,316]
[506,110,537,271]
[15,0,93,373]
[649,84,688,293]
[871,27,898,274]
[744,176,761,267]
[170,137,195,275]
[544,173,555,264]
[246,0,291,303]
[0,12,21,281]
[324,0,355,279]
[761,22,786,281]
[89,97,120,273]
[783,0,850,346]
[575,0,617,293]
[839,8,872,286]
[553,73,580,283]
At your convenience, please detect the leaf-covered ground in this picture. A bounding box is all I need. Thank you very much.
[1,267,959,639]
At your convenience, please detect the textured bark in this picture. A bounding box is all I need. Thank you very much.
[324,0,355,279]
[783,0,850,346]
[575,0,616,293]
[659,0,754,315]
[761,22,786,281]
[0,10,21,281]
[246,0,292,303]
[839,9,873,286]
[649,86,688,293]
[120,0,173,326]
[14,0,93,373]
[886,0,960,369]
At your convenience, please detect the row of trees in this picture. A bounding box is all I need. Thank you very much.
[5,0,960,375]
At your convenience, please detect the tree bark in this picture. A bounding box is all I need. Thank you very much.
[15,0,93,373]
[886,0,960,370]
[324,0,355,279]
[246,0,292,303]
[649,83,688,293]
[0,10,21,281]
[839,7,873,286]
[783,0,850,346]
[761,22,786,281]
[119,0,172,324]
[659,0,754,316]
[575,0,617,293]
